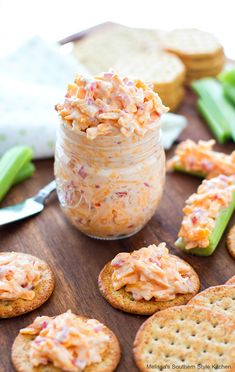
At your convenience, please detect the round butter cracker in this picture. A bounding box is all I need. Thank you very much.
[12,315,121,372]
[114,51,186,89]
[186,62,224,78]
[181,50,225,71]
[159,87,185,111]
[164,28,223,59]
[188,285,235,321]
[0,252,54,318]
[185,65,225,86]
[133,305,235,371]
[98,255,200,315]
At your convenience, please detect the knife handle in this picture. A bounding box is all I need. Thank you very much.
[34,180,56,204]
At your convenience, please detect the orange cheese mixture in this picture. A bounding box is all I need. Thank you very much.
[0,252,41,301]
[20,310,109,371]
[167,139,235,178]
[111,243,195,301]
[55,71,168,139]
[55,72,166,239]
[179,175,235,249]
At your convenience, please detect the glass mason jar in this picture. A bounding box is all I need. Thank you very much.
[54,122,165,240]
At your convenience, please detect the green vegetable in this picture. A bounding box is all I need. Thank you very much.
[218,70,235,106]
[0,146,33,202]
[223,84,235,106]
[192,78,235,142]
[13,162,36,185]
[173,163,206,178]
[219,69,235,85]
[197,98,229,144]
[175,190,235,256]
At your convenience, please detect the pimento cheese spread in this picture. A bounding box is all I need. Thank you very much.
[20,310,109,371]
[111,243,194,301]
[0,252,41,301]
[55,72,166,239]
[179,175,235,249]
[167,139,235,178]
[55,71,168,139]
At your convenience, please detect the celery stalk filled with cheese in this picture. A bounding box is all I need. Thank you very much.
[167,139,235,179]
[175,175,235,256]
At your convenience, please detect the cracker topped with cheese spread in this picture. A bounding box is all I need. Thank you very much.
[12,310,121,372]
[98,243,200,315]
[0,252,54,318]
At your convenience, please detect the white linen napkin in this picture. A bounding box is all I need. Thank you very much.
[0,37,187,158]
[161,113,187,150]
[0,36,88,159]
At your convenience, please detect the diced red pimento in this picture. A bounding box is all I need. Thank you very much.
[86,98,93,105]
[116,192,128,197]
[191,216,198,225]
[188,156,195,167]
[34,339,43,346]
[112,259,125,268]
[93,324,103,332]
[149,257,161,266]
[78,166,87,179]
[89,82,97,92]
[144,182,150,188]
[41,321,48,329]
[103,72,114,79]
[72,359,77,366]
[201,160,213,171]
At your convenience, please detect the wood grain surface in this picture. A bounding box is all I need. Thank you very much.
[1,88,235,372]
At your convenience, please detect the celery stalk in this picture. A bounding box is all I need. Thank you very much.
[192,79,230,133]
[173,163,206,178]
[0,146,33,201]
[218,69,235,105]
[175,190,235,256]
[197,99,229,144]
[219,69,235,85]
[192,78,235,142]
[224,84,235,106]
[13,162,36,185]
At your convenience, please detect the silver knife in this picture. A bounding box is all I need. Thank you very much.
[0,180,56,226]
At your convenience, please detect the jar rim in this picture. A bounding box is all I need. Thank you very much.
[59,119,162,149]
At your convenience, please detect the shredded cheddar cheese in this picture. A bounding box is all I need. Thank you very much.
[111,243,194,301]
[55,71,166,239]
[55,71,168,139]
[20,310,109,371]
[0,252,42,301]
[179,175,235,249]
[167,139,235,178]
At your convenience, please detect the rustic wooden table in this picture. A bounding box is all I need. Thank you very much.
[1,88,235,372]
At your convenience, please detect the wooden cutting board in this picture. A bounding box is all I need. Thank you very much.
[1,25,235,372]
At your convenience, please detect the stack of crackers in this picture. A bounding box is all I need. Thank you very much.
[114,52,185,112]
[133,276,235,369]
[163,28,225,85]
[72,25,225,110]
[73,25,186,111]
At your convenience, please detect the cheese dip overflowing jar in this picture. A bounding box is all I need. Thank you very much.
[55,72,168,240]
